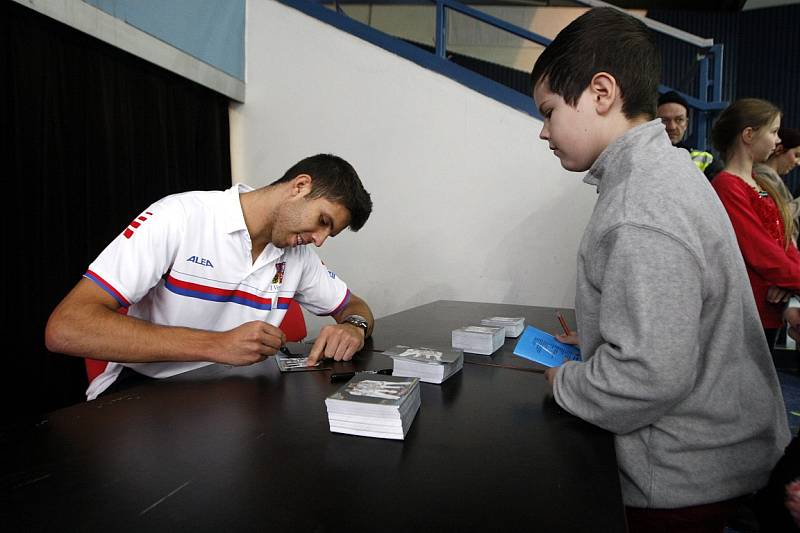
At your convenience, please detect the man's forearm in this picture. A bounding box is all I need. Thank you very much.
[46,299,220,363]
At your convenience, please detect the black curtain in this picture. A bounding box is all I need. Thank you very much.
[1,1,232,428]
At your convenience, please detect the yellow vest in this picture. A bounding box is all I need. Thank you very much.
[689,150,713,172]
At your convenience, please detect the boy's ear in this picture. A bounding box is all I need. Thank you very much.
[589,72,618,115]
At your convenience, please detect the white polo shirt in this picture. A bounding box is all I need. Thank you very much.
[84,184,350,399]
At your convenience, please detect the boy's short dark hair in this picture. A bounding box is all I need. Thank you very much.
[272,154,372,231]
[530,7,660,120]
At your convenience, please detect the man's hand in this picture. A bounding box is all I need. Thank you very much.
[307,323,365,365]
[214,321,286,366]
[786,307,800,343]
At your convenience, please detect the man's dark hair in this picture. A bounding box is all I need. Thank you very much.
[272,154,372,231]
[658,90,689,113]
[530,7,660,120]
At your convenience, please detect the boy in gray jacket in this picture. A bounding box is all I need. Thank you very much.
[531,8,790,531]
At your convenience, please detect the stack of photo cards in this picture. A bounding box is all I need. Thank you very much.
[480,316,525,338]
[325,374,421,440]
[512,325,581,367]
[384,345,463,384]
[452,325,505,355]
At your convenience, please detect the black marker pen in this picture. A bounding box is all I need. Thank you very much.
[330,369,393,383]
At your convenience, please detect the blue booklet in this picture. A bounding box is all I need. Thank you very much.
[512,325,581,367]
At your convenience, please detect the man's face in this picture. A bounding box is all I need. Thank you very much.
[657,103,688,145]
[272,195,351,249]
[533,80,606,172]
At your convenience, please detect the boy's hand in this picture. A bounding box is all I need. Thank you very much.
[552,332,578,392]
[555,332,580,346]
[544,366,559,388]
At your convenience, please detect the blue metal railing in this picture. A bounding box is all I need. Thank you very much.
[311,0,726,149]
[426,0,725,150]
[431,0,552,57]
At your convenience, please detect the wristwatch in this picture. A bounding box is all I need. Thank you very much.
[342,314,369,337]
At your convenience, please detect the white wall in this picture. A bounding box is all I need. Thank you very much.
[230,0,598,336]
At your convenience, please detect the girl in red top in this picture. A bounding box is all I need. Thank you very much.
[711,98,800,347]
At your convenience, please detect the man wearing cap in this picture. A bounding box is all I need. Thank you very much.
[657,90,721,179]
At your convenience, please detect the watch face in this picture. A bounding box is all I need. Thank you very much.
[345,316,368,329]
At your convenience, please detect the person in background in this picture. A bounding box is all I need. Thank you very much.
[754,127,800,243]
[532,7,789,532]
[657,90,722,178]
[711,99,800,349]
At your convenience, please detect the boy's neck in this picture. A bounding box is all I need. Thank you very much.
[624,115,651,131]
[601,113,651,152]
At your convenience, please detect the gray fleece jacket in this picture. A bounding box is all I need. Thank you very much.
[554,119,790,508]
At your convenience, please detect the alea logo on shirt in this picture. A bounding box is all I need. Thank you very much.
[186,255,214,268]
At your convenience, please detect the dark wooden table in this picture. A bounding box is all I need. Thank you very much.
[2,300,625,532]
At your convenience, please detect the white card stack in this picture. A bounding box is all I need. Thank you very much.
[451,325,505,355]
[480,316,525,338]
[384,345,464,384]
[325,374,421,440]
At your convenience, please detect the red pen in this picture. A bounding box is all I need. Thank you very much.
[556,311,572,336]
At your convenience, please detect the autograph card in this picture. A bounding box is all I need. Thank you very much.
[274,343,326,373]
[512,325,581,367]
[275,356,324,372]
